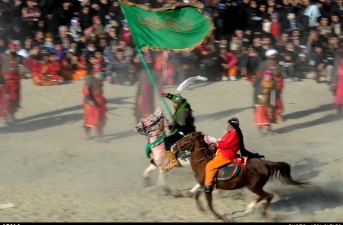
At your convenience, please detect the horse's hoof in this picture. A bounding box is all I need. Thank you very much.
[262,211,269,221]
[185,191,194,198]
[162,186,173,196]
[143,177,153,188]
[173,190,183,198]
[223,214,234,222]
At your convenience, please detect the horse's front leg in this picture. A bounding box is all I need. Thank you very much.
[194,190,205,211]
[156,167,168,186]
[190,183,201,193]
[143,162,157,178]
[204,192,226,221]
[244,200,258,214]
[143,162,157,188]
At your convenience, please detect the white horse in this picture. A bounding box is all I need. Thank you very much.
[134,107,197,193]
[134,107,170,187]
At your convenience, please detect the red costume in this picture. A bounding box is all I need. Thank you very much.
[154,52,175,85]
[82,74,107,141]
[270,21,281,39]
[24,58,40,76]
[46,61,63,84]
[334,60,343,113]
[32,55,63,85]
[0,43,23,123]
[32,62,49,85]
[134,70,157,123]
[122,26,132,45]
[217,48,238,80]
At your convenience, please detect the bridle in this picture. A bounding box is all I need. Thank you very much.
[172,132,214,163]
[138,114,165,138]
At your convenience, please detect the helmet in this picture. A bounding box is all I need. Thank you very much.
[228,117,239,126]
[172,95,185,103]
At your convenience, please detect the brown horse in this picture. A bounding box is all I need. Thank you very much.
[171,131,311,221]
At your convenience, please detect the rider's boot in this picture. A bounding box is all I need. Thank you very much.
[204,185,213,193]
[164,151,180,170]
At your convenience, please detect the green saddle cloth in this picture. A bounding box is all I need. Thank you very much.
[216,162,241,182]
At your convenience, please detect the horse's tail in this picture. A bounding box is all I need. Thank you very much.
[265,160,311,188]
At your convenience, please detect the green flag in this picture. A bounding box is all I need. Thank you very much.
[119,0,214,52]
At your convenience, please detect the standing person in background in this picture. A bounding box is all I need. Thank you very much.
[21,0,41,36]
[0,64,6,120]
[331,48,343,115]
[255,49,284,123]
[254,70,277,135]
[133,50,159,123]
[134,70,156,123]
[0,42,24,124]
[82,69,107,142]
[154,51,175,86]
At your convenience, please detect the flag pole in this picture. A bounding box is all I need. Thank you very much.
[136,48,173,117]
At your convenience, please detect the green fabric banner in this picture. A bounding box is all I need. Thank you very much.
[119,0,214,52]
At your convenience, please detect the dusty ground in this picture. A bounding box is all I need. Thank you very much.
[0,77,342,222]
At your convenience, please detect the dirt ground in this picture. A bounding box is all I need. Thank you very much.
[0,77,342,222]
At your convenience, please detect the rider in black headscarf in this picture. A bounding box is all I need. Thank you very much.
[228,117,264,160]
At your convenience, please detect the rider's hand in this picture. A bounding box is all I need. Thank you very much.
[167,119,174,126]
[209,143,217,152]
[204,135,217,145]
[160,92,167,97]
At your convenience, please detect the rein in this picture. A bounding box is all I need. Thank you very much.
[139,115,164,136]
[175,134,213,162]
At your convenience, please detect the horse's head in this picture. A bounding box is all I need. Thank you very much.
[134,107,165,136]
[172,131,214,159]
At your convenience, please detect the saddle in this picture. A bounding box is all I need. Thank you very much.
[215,153,265,183]
[215,162,241,182]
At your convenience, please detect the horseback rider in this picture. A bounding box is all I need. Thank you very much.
[203,117,263,193]
[160,92,196,169]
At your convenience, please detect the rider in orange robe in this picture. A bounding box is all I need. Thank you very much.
[204,117,247,193]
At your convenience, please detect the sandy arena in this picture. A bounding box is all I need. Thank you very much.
[0,77,342,222]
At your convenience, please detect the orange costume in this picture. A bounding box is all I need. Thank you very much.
[204,128,240,187]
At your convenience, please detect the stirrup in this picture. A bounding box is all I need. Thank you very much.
[163,160,180,170]
[204,185,213,193]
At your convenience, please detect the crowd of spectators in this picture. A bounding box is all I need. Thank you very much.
[1,0,343,86]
